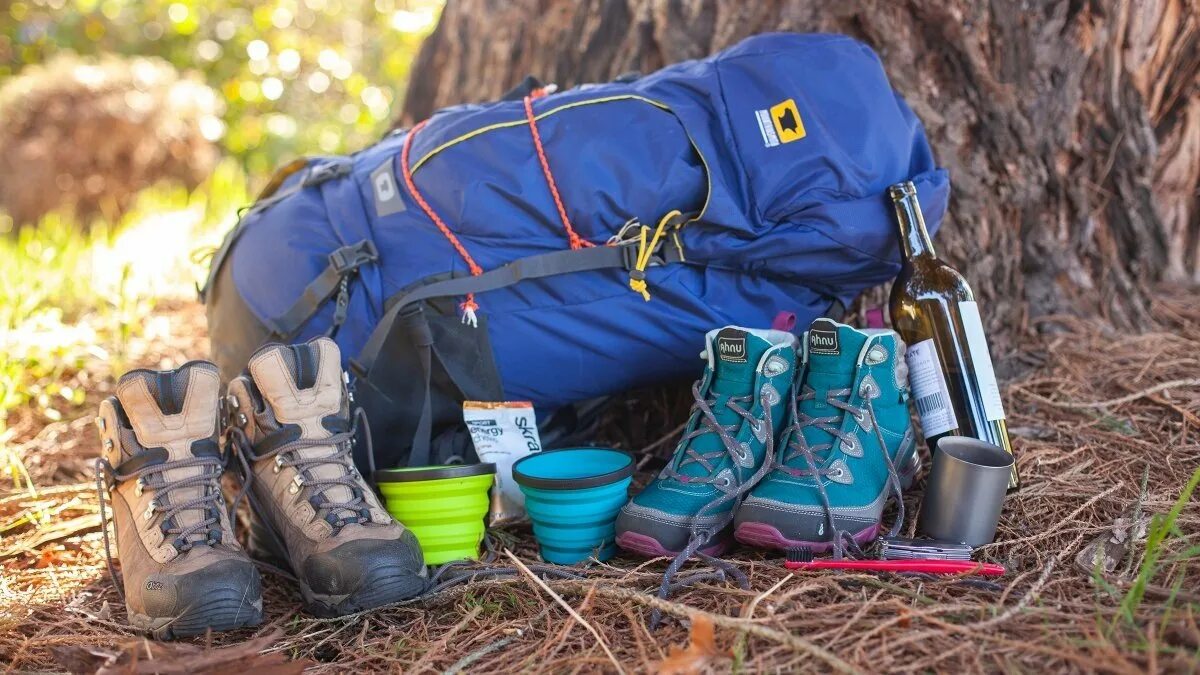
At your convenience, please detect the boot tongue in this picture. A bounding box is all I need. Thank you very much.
[248,339,353,508]
[805,320,869,379]
[792,320,870,467]
[710,327,772,396]
[115,361,221,542]
[674,328,774,478]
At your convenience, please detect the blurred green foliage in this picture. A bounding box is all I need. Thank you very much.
[0,0,441,176]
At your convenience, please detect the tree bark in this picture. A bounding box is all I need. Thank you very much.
[399,0,1199,345]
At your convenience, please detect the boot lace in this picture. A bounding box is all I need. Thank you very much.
[776,381,907,560]
[227,406,378,533]
[94,453,227,601]
[649,380,777,628]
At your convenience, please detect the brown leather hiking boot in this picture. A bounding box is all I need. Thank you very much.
[225,338,425,617]
[95,361,263,639]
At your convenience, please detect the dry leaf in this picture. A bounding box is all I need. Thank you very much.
[35,547,65,568]
[656,614,727,675]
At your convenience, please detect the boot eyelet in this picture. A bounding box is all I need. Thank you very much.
[135,478,145,496]
[273,456,284,473]
[237,413,248,426]
[289,475,305,494]
[103,438,114,451]
[142,501,157,521]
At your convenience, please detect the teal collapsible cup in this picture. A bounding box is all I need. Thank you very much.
[512,447,635,564]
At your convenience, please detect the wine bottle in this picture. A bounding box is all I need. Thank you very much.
[887,181,1019,489]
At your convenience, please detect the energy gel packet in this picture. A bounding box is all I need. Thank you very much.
[463,401,542,524]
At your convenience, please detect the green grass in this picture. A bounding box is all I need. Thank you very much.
[1114,466,1200,628]
[0,159,249,491]
[1090,465,1200,664]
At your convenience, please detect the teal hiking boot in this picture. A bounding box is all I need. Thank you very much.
[734,318,918,554]
[615,326,797,558]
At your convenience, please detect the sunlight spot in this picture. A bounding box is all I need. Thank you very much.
[391,8,435,33]
[196,39,221,61]
[167,3,188,23]
[318,48,340,71]
[307,71,330,94]
[246,39,270,61]
[271,6,293,28]
[262,77,284,101]
[199,116,226,142]
[278,48,301,74]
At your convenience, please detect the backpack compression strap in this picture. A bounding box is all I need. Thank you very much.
[352,228,687,376]
[350,227,687,468]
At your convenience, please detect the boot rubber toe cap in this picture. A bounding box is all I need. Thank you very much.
[300,530,427,616]
[133,557,263,639]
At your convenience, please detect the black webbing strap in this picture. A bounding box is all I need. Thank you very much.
[500,75,545,101]
[403,308,436,468]
[354,238,686,376]
[197,158,353,303]
[244,159,353,219]
[265,239,379,339]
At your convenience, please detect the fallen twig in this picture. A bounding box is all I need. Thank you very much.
[503,549,627,675]
[1017,377,1200,410]
[443,635,518,675]
[547,580,863,674]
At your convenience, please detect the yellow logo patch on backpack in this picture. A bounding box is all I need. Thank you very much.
[769,98,806,144]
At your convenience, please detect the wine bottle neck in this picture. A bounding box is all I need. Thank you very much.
[889,182,937,260]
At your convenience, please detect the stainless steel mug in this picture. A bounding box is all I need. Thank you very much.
[917,437,1014,547]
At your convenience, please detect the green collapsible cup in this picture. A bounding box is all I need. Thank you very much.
[375,464,496,565]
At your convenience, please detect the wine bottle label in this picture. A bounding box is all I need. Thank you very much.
[906,338,958,437]
[959,301,1006,421]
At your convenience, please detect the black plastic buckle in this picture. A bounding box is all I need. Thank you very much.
[618,239,667,271]
[302,160,352,187]
[619,241,640,270]
[328,240,379,274]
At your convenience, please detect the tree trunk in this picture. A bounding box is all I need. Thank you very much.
[399,0,1199,346]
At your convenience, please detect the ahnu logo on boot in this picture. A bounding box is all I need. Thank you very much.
[809,329,840,355]
[717,336,747,363]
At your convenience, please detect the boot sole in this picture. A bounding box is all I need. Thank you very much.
[733,450,921,553]
[614,531,730,558]
[250,524,427,617]
[299,565,427,618]
[734,521,881,552]
[129,593,264,640]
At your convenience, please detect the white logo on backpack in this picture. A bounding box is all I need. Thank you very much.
[370,160,406,217]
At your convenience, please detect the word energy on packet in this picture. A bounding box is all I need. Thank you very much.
[463,401,542,524]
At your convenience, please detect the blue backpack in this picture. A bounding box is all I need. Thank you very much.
[202,32,948,470]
